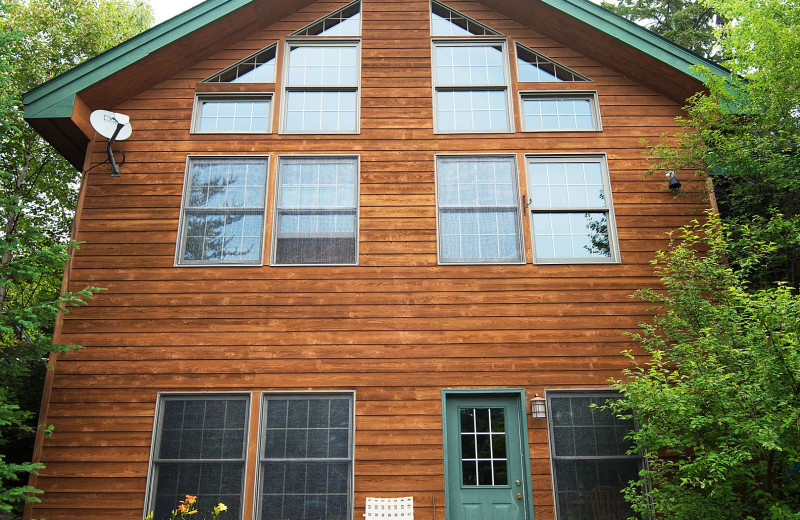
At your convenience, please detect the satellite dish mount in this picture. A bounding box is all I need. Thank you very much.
[90,110,132,176]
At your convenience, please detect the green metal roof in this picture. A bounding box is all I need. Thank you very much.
[538,0,729,82]
[23,0,256,119]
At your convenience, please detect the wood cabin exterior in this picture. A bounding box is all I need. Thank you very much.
[22,1,727,519]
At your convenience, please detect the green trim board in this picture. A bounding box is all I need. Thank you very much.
[441,388,535,520]
[23,0,258,120]
[535,0,729,82]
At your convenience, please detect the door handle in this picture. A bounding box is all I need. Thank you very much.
[516,492,522,499]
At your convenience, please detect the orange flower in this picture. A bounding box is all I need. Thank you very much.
[185,495,198,505]
[179,503,190,513]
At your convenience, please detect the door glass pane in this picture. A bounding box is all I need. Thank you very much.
[459,407,508,486]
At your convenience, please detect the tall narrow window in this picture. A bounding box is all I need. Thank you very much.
[525,155,619,263]
[547,390,642,520]
[146,395,249,519]
[258,394,354,520]
[176,157,269,266]
[283,2,361,133]
[436,156,524,264]
[273,156,359,265]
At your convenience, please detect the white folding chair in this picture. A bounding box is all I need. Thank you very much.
[363,496,414,519]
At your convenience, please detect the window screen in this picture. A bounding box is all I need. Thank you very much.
[148,395,249,519]
[273,157,358,265]
[258,394,354,520]
[547,391,641,520]
[436,156,524,263]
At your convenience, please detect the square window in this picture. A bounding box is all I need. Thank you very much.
[526,155,618,263]
[273,157,358,265]
[177,157,268,266]
[436,156,524,264]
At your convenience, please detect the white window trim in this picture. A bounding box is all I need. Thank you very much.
[524,153,620,264]
[430,38,514,134]
[143,392,252,520]
[279,40,362,135]
[434,153,526,265]
[174,155,270,267]
[270,154,360,266]
[190,93,274,134]
[254,391,356,520]
[519,91,602,132]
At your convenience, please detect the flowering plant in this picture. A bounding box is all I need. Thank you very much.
[145,495,228,520]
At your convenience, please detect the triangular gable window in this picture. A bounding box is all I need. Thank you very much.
[431,0,501,36]
[203,44,277,83]
[291,1,360,37]
[516,43,591,82]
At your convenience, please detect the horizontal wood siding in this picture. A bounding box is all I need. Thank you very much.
[30,0,707,519]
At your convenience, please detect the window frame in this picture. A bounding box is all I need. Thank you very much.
[519,91,602,132]
[431,38,514,134]
[270,155,360,266]
[280,40,362,135]
[524,153,620,264]
[144,392,252,520]
[434,154,526,265]
[174,155,270,267]
[191,93,274,134]
[514,42,592,83]
[254,392,356,520]
[201,43,278,84]
[545,389,644,520]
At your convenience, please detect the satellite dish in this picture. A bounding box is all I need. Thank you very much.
[90,110,132,141]
[90,110,132,176]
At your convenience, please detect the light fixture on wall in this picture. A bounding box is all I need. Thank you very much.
[530,394,547,419]
[666,170,681,190]
[90,110,132,176]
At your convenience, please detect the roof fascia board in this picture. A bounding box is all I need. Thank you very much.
[23,0,255,119]
[536,0,729,80]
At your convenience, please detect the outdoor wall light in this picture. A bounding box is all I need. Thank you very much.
[666,170,682,190]
[530,394,547,419]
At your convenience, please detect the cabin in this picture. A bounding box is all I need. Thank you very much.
[22,0,727,519]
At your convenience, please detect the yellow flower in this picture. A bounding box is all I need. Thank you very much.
[217,503,228,512]
[187,511,198,516]
[145,512,154,520]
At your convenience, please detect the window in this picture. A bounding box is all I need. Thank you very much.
[257,394,354,520]
[516,43,591,82]
[176,157,269,266]
[436,156,524,264]
[547,390,642,520]
[430,0,500,36]
[146,394,249,519]
[525,155,619,263]
[192,95,272,133]
[203,44,277,83]
[273,156,359,265]
[282,3,361,133]
[520,92,601,131]
[432,41,511,132]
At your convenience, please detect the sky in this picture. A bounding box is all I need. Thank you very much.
[148,0,205,24]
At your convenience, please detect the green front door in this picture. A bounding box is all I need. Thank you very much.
[443,392,530,520]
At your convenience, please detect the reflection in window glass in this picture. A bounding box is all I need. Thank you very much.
[460,407,508,486]
[274,157,358,265]
[196,98,271,133]
[178,158,268,265]
[259,395,353,520]
[435,46,505,86]
[430,0,500,36]
[149,396,249,519]
[436,156,523,263]
[516,43,590,82]
[547,392,640,520]
[204,44,277,83]
[527,157,616,261]
[522,95,597,131]
[292,0,360,36]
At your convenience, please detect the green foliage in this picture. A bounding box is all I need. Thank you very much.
[610,214,800,520]
[601,0,726,60]
[645,0,800,289]
[0,0,152,515]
